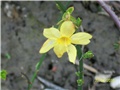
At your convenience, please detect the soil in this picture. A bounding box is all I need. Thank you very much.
[1,1,120,90]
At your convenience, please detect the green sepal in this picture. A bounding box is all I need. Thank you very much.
[70,16,82,29]
[66,7,74,14]
[70,16,77,24]
[62,7,74,20]
[62,12,70,20]
[76,17,82,27]
[57,19,64,26]
[83,51,94,59]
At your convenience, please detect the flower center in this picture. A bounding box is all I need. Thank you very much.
[57,36,71,45]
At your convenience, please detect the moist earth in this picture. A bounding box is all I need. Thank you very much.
[1,1,120,90]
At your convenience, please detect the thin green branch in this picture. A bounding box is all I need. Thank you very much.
[27,53,46,90]
[55,1,66,13]
[76,45,83,90]
[78,57,83,90]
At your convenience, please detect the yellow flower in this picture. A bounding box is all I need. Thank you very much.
[39,21,92,64]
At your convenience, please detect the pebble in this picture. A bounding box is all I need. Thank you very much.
[110,76,120,89]
[94,73,112,83]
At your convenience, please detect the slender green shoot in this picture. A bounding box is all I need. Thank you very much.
[27,53,46,90]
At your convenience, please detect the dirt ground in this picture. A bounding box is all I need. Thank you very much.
[1,1,120,90]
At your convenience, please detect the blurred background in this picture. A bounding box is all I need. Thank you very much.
[1,1,120,90]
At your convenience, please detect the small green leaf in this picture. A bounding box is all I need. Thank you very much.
[75,71,80,77]
[5,53,11,59]
[76,17,82,27]
[83,51,94,59]
[77,79,84,86]
[56,3,62,11]
[66,7,74,14]
[114,42,120,50]
[55,1,66,13]
[70,16,82,28]
[70,16,77,24]
[35,62,39,70]
[0,70,7,80]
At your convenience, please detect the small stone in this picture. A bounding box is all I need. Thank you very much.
[110,76,120,89]
[95,73,112,83]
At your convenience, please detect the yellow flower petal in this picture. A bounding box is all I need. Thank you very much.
[40,39,56,53]
[71,32,92,45]
[60,21,75,37]
[67,44,76,64]
[43,27,60,39]
[53,44,66,58]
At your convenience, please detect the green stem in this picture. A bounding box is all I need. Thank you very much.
[55,1,66,13]
[78,57,83,90]
[76,45,83,90]
[27,53,46,90]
